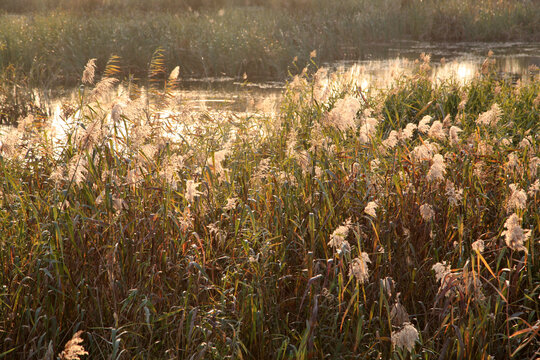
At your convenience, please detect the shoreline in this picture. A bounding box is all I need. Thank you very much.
[1,1,539,86]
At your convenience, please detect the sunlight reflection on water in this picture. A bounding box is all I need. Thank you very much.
[1,43,538,147]
[178,42,539,112]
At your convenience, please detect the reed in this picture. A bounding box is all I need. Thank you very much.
[0,54,538,358]
[0,0,538,88]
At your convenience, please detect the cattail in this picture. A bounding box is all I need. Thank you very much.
[391,323,419,352]
[349,252,371,284]
[364,201,378,217]
[420,204,434,221]
[59,331,88,360]
[502,213,530,252]
[82,59,97,85]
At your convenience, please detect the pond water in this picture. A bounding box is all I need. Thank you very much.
[177,41,539,113]
[2,42,538,150]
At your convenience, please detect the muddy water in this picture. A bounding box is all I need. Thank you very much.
[178,41,539,113]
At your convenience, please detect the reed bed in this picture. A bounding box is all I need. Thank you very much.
[0,0,539,87]
[0,54,539,359]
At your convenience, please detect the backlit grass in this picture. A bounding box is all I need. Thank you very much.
[0,0,539,87]
[0,55,539,359]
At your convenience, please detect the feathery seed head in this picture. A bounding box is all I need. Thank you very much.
[391,323,419,352]
[428,120,446,141]
[349,252,371,284]
[472,239,485,253]
[420,204,435,221]
[324,95,361,132]
[364,201,378,217]
[82,59,97,85]
[506,184,527,212]
[427,154,446,183]
[418,115,432,133]
[502,213,530,252]
[185,180,202,203]
[328,219,352,255]
[476,103,502,126]
[59,331,88,360]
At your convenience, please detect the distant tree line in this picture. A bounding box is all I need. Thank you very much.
[0,0,318,13]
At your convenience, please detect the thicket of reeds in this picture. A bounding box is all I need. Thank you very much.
[0,0,539,88]
[0,53,538,358]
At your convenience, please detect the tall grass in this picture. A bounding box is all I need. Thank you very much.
[0,0,538,87]
[0,55,538,358]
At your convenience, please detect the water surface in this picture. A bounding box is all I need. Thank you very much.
[177,41,539,113]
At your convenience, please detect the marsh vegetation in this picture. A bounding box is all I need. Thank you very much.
[0,1,539,359]
[0,0,539,87]
[1,52,539,358]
